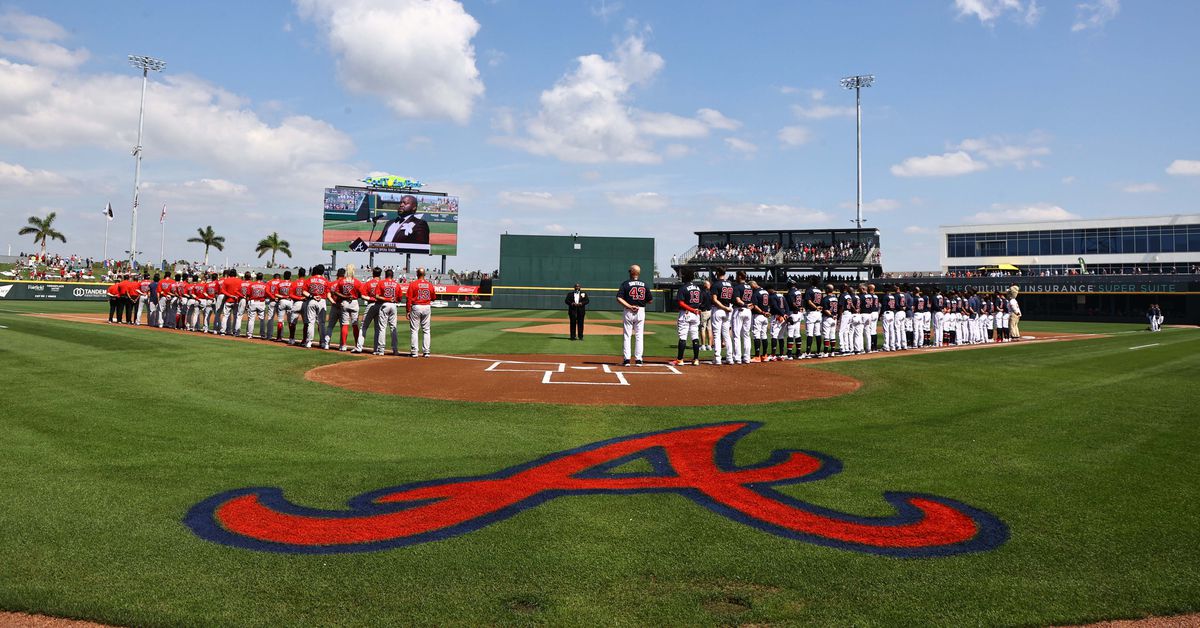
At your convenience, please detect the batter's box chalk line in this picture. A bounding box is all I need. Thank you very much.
[439,354,682,386]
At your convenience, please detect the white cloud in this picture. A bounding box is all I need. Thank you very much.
[778,85,801,95]
[590,1,622,21]
[295,0,484,124]
[663,143,691,158]
[724,137,757,154]
[1072,0,1119,32]
[0,161,68,187]
[968,203,1080,224]
[497,191,575,210]
[840,198,901,212]
[1121,182,1160,194]
[0,59,355,182]
[142,178,249,200]
[713,202,830,227]
[636,111,710,138]
[778,125,812,147]
[954,0,1042,26]
[791,103,854,120]
[891,151,987,177]
[406,135,433,150]
[1062,175,1076,184]
[0,9,68,40]
[606,191,669,211]
[696,108,741,131]
[0,37,88,68]
[499,35,664,164]
[491,108,516,134]
[904,226,931,234]
[955,135,1050,169]
[1166,160,1200,176]
[543,223,567,234]
[484,49,506,68]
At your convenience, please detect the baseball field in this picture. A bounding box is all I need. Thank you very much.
[1,301,1198,626]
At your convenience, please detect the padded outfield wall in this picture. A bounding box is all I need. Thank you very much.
[494,234,662,312]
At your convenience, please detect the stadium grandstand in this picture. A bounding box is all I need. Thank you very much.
[670,228,882,281]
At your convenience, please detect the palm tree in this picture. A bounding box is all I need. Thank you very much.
[18,212,67,259]
[255,232,292,266]
[187,225,225,266]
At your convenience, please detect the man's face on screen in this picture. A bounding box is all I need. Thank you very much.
[399,196,418,215]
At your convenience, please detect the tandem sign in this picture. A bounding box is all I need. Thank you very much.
[0,281,109,301]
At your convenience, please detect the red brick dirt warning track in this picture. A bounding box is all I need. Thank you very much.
[306,354,861,406]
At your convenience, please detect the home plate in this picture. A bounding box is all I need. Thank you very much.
[571,366,597,370]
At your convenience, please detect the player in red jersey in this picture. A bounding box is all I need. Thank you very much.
[157,273,174,328]
[331,267,363,351]
[218,269,243,336]
[354,267,383,354]
[245,273,269,338]
[286,268,307,345]
[373,269,402,355]
[106,279,122,323]
[202,273,219,333]
[405,267,435,357]
[303,265,331,349]
[262,273,282,339]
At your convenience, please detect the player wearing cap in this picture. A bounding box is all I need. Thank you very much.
[332,267,363,351]
[819,284,839,357]
[274,271,293,342]
[406,267,435,357]
[617,264,652,367]
[234,272,253,336]
[285,268,307,345]
[671,279,704,366]
[802,280,823,358]
[860,284,877,353]
[929,288,946,348]
[157,273,174,328]
[850,285,866,354]
[730,272,753,365]
[355,267,383,354]
[134,274,152,325]
[699,279,713,352]
[261,273,281,339]
[767,285,789,361]
[784,279,803,360]
[911,287,927,349]
[837,284,854,355]
[216,269,242,336]
[303,265,331,349]
[375,269,402,355]
[243,273,268,338]
[709,268,734,366]
[750,281,770,362]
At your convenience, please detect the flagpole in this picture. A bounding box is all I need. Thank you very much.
[158,203,166,271]
[103,203,111,262]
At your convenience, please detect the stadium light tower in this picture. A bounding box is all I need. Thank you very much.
[840,74,874,229]
[127,54,166,266]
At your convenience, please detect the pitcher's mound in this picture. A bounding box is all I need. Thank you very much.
[307,354,860,406]
[503,323,650,336]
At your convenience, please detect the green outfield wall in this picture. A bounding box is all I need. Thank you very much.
[495,235,660,311]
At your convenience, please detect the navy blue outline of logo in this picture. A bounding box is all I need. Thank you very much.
[184,422,1008,557]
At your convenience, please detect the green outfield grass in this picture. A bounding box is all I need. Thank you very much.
[0,302,1197,626]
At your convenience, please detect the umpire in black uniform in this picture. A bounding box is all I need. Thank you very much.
[565,283,590,340]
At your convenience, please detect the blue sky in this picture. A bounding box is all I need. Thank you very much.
[1,0,1197,274]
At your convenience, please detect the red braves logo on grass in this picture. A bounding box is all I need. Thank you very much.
[184,422,1007,557]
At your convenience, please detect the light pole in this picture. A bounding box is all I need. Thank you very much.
[840,74,874,229]
[127,54,166,267]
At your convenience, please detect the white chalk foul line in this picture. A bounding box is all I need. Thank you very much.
[1129,343,1160,350]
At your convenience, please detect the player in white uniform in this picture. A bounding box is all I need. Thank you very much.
[708,269,734,365]
[617,265,653,367]
[670,280,704,366]
[730,272,754,365]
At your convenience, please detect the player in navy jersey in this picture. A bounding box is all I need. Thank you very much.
[837,284,855,355]
[912,287,927,349]
[785,279,804,359]
[617,264,653,367]
[803,281,824,357]
[730,272,754,364]
[671,280,704,365]
[750,281,771,361]
[930,288,946,348]
[708,268,735,365]
[819,284,839,357]
[860,284,877,353]
[767,286,789,360]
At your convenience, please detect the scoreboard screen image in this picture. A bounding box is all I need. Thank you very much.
[322,186,459,255]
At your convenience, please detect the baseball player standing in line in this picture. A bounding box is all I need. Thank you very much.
[374,269,402,355]
[406,267,435,357]
[699,279,713,352]
[912,287,927,349]
[670,278,704,366]
[235,272,253,335]
[768,285,789,360]
[262,273,281,339]
[120,274,141,324]
[837,284,854,355]
[860,283,877,353]
[819,284,839,357]
[157,273,174,328]
[303,265,331,349]
[785,279,804,359]
[134,274,152,325]
[286,268,307,345]
[801,280,822,357]
[332,267,363,351]
[750,281,770,361]
[355,267,383,354]
[275,271,294,342]
[217,269,242,336]
[930,288,946,347]
[616,264,652,367]
[709,269,734,365]
[850,285,866,354]
[895,286,910,351]
[880,286,897,351]
[730,272,753,365]
[202,273,219,333]
[245,273,268,338]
